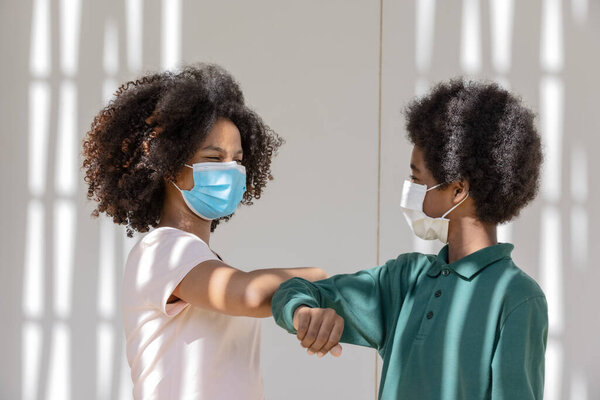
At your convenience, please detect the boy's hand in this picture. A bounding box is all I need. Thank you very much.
[292,306,344,358]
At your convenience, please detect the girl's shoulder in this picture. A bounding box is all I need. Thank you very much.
[138,226,207,247]
[125,226,214,274]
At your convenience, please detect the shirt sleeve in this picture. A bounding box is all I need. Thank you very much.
[271,261,394,350]
[134,229,218,316]
[491,295,548,400]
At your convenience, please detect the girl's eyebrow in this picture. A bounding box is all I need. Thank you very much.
[200,145,243,155]
[410,163,420,173]
[200,145,225,152]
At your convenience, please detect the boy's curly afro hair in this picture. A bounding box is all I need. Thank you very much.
[405,79,542,224]
[82,64,283,236]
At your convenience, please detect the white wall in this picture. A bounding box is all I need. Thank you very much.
[1,0,599,399]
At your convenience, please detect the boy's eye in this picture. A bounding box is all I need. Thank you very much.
[235,159,243,164]
[409,175,418,182]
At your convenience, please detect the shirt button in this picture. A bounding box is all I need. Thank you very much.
[426,311,434,319]
[442,269,450,277]
[434,290,442,298]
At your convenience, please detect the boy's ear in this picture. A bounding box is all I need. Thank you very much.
[452,179,470,201]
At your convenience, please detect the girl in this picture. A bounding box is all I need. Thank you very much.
[82,64,326,399]
[272,79,548,400]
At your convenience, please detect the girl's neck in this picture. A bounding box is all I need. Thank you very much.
[446,216,497,263]
[158,204,212,245]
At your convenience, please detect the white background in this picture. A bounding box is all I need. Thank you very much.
[1,0,599,399]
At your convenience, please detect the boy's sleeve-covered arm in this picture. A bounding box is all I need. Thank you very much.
[271,264,391,350]
[491,296,548,400]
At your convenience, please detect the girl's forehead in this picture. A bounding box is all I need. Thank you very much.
[201,119,241,145]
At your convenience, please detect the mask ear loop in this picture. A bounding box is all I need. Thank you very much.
[171,164,194,191]
[426,183,443,191]
[442,193,470,219]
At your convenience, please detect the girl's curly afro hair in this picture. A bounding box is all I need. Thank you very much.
[405,79,542,224]
[82,63,283,236]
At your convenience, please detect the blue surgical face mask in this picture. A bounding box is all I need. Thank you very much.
[172,161,247,220]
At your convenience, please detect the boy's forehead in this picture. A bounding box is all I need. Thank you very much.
[409,147,436,180]
[409,147,424,168]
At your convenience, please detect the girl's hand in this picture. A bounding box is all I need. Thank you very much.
[292,306,344,358]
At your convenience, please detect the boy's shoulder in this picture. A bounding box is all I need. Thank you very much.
[467,252,547,323]
[488,259,549,329]
[495,259,547,306]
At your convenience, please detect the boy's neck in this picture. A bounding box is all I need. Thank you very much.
[446,216,498,263]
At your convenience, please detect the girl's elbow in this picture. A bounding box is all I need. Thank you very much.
[243,286,272,317]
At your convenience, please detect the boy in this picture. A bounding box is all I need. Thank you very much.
[271,80,547,400]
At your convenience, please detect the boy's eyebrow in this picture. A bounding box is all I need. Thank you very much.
[410,163,420,173]
[201,145,243,155]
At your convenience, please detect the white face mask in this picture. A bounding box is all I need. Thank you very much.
[400,180,469,244]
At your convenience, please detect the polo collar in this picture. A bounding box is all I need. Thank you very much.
[427,243,514,280]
